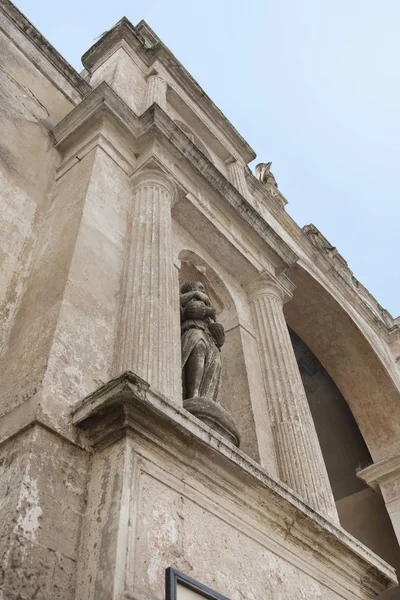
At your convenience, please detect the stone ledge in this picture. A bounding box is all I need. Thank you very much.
[51,82,298,271]
[359,455,400,492]
[72,371,397,596]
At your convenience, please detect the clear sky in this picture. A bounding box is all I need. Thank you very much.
[14,0,400,316]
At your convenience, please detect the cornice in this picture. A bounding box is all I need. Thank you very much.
[245,172,398,342]
[51,82,298,270]
[244,166,398,344]
[81,17,256,164]
[0,0,91,102]
[72,371,397,597]
[51,81,141,149]
[145,104,298,269]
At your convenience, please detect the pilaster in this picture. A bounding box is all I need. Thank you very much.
[145,71,168,111]
[248,272,339,522]
[226,159,250,199]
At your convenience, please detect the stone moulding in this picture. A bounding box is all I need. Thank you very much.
[81,17,255,165]
[0,0,91,102]
[72,371,397,598]
[51,82,298,271]
[358,454,400,492]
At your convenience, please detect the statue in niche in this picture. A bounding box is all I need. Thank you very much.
[255,161,278,188]
[179,279,240,447]
[180,281,225,402]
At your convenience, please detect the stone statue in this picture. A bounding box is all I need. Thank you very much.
[179,281,240,447]
[255,161,278,188]
[180,281,225,402]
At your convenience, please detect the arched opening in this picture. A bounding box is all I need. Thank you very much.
[285,266,400,570]
[284,266,400,462]
[290,328,400,570]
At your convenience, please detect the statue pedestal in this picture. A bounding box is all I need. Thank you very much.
[183,397,240,447]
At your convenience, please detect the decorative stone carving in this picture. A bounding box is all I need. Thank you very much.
[180,281,240,447]
[255,162,278,188]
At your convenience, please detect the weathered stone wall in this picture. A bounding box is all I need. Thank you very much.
[73,378,395,600]
[0,6,88,419]
[0,3,399,599]
[0,426,88,600]
[0,26,63,356]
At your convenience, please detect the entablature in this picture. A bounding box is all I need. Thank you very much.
[81,17,255,170]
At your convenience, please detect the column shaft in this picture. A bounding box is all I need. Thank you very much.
[227,161,249,198]
[115,171,181,401]
[145,74,167,111]
[250,284,338,522]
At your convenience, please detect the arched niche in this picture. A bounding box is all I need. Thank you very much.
[290,328,400,571]
[284,265,400,462]
[178,250,263,462]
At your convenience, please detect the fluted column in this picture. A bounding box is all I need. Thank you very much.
[226,160,250,198]
[248,275,338,522]
[114,169,181,402]
[145,73,167,111]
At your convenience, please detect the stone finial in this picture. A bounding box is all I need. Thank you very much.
[255,162,278,188]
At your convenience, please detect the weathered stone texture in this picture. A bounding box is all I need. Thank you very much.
[0,26,69,362]
[135,471,340,600]
[86,46,147,116]
[1,2,400,599]
[40,147,132,424]
[0,426,88,600]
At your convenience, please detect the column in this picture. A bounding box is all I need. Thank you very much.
[145,72,167,111]
[248,275,338,522]
[226,159,250,198]
[114,169,181,402]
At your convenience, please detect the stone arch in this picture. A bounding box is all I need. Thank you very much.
[178,249,265,462]
[285,265,400,568]
[284,264,400,462]
[290,328,400,570]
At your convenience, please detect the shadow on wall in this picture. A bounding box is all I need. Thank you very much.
[290,328,400,573]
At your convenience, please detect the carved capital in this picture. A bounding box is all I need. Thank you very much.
[247,270,295,305]
[130,167,179,205]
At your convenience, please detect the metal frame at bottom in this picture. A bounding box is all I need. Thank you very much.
[165,568,231,600]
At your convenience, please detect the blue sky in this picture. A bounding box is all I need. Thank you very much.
[14,0,400,316]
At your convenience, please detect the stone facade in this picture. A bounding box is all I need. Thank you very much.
[0,2,400,598]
